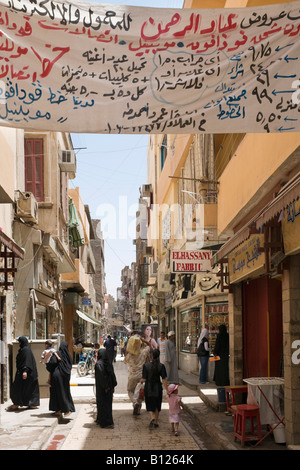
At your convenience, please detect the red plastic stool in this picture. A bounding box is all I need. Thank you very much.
[233,404,262,446]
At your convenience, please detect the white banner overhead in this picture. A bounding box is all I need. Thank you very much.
[0,0,300,133]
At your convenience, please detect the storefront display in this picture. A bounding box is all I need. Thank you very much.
[205,302,229,351]
[180,308,201,354]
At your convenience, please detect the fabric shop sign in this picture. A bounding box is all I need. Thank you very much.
[228,234,266,283]
[172,250,212,273]
[0,0,300,134]
[282,198,300,255]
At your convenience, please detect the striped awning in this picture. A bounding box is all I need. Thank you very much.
[76,309,102,326]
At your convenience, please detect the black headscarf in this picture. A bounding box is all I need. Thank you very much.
[148,349,161,383]
[57,341,73,378]
[214,324,229,357]
[16,336,37,375]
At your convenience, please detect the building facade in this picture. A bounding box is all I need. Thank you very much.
[185,0,300,447]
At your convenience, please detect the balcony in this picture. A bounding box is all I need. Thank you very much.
[61,258,89,293]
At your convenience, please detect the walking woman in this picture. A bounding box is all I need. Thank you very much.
[95,348,117,428]
[49,341,75,417]
[7,336,40,411]
[197,328,210,384]
[141,349,167,428]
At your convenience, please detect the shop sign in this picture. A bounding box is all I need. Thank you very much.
[228,234,265,283]
[171,250,212,273]
[282,199,300,255]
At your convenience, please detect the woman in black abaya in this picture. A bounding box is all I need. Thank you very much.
[214,324,230,387]
[8,336,40,411]
[95,348,117,428]
[141,349,167,428]
[49,341,75,417]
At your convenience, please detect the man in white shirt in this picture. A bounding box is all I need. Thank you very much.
[157,331,167,365]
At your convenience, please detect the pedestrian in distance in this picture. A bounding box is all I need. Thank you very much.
[167,383,184,437]
[49,341,75,418]
[7,336,40,411]
[113,335,118,362]
[119,337,125,357]
[197,328,210,384]
[157,331,167,366]
[141,349,167,429]
[104,334,117,364]
[165,331,179,384]
[95,348,117,429]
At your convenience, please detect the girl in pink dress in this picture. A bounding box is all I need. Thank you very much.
[167,383,184,436]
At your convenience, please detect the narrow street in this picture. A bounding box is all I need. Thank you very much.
[42,354,219,451]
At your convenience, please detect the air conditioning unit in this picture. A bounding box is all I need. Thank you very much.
[141,184,152,197]
[58,149,76,173]
[149,260,158,277]
[15,191,38,224]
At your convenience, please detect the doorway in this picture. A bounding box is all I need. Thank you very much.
[243,276,283,378]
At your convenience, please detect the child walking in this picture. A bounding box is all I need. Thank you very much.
[167,383,184,436]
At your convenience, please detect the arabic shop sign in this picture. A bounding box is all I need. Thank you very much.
[282,199,300,255]
[0,0,299,134]
[228,234,265,283]
[172,249,212,273]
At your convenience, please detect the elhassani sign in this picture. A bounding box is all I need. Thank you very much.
[172,250,212,273]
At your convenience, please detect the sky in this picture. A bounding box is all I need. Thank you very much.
[71,0,184,298]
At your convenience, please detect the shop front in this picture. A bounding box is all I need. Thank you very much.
[227,233,283,379]
[171,248,229,376]
[212,173,300,445]
[178,298,229,376]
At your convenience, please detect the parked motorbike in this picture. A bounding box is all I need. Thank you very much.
[77,348,96,377]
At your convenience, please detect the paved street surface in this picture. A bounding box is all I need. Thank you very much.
[42,355,219,451]
[1,354,290,453]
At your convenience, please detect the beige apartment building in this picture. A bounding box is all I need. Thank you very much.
[141,0,300,446]
[62,187,103,352]
[0,127,104,401]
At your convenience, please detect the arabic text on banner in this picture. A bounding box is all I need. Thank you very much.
[0,0,299,133]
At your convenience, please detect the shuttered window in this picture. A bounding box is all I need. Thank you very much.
[24,138,44,201]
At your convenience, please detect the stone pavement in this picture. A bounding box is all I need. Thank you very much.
[57,400,200,451]
[0,356,294,451]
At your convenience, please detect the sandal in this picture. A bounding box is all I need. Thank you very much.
[149,419,155,428]
[174,432,179,437]
[6,405,19,412]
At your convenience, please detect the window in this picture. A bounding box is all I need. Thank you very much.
[205,302,229,352]
[30,305,47,339]
[180,308,202,354]
[25,138,44,201]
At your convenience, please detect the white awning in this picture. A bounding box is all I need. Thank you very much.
[76,310,102,326]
